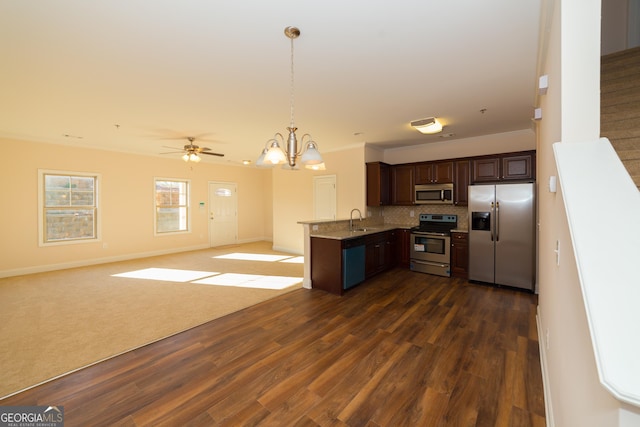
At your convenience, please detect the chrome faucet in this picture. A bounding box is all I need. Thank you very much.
[350,208,363,231]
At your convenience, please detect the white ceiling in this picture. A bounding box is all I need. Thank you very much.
[0,0,542,166]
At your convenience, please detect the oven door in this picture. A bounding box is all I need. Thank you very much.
[410,232,450,264]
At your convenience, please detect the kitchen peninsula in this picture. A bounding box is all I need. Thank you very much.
[304,221,409,295]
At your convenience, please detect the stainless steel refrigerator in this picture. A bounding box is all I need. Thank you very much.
[468,183,535,291]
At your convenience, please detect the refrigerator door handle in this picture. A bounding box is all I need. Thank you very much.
[495,201,500,241]
[490,202,495,241]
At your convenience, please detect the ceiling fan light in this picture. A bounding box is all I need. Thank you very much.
[191,153,201,162]
[182,153,190,162]
[411,117,443,134]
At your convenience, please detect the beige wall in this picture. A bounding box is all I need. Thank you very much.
[271,145,366,254]
[537,0,624,425]
[0,138,272,277]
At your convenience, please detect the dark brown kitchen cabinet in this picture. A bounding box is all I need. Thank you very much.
[366,162,390,207]
[502,153,535,181]
[310,237,345,295]
[311,230,399,295]
[415,161,454,184]
[391,164,415,205]
[365,231,395,278]
[367,162,391,206]
[396,228,411,268]
[471,151,535,183]
[450,232,468,279]
[472,157,501,182]
[454,160,470,206]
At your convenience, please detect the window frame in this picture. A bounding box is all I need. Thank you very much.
[38,169,102,247]
[153,177,192,236]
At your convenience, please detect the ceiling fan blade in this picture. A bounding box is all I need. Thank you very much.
[160,151,184,155]
[162,145,183,150]
[200,151,225,157]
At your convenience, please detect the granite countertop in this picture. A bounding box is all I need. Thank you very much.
[451,228,468,233]
[311,223,412,240]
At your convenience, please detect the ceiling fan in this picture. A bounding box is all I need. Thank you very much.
[161,136,224,162]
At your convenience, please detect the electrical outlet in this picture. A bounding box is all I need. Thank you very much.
[312,225,319,231]
[554,240,560,266]
[410,210,415,217]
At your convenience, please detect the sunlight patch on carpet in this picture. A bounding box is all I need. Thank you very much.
[193,273,302,290]
[112,268,302,290]
[112,268,219,282]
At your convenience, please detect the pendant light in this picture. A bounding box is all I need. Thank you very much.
[256,26,325,170]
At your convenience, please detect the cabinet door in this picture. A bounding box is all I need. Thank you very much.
[414,163,433,184]
[434,161,454,183]
[502,154,534,181]
[415,161,453,184]
[454,160,470,206]
[472,157,500,183]
[450,232,469,279]
[366,162,390,206]
[391,164,415,205]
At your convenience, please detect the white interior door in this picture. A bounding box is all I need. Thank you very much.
[313,175,336,220]
[209,181,237,247]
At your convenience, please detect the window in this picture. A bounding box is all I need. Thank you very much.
[39,170,100,246]
[155,178,190,234]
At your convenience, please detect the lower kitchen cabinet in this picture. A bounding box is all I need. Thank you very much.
[450,232,469,279]
[311,230,399,295]
[397,228,411,268]
[365,231,395,278]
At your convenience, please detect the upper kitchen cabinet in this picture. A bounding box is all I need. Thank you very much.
[414,161,454,184]
[366,162,391,206]
[391,164,415,205]
[471,151,536,183]
[454,160,470,206]
[502,153,536,181]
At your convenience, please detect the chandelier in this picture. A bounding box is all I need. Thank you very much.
[256,26,325,170]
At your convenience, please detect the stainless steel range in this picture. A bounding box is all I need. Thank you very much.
[410,214,457,277]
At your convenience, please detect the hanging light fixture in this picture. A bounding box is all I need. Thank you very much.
[256,26,324,169]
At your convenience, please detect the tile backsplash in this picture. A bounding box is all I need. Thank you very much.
[368,205,469,230]
[308,205,469,235]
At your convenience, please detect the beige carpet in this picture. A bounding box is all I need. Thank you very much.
[0,242,303,399]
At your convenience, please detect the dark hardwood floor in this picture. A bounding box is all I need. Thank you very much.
[1,268,545,426]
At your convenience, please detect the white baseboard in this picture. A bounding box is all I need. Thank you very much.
[0,244,210,278]
[271,245,303,256]
[537,307,555,427]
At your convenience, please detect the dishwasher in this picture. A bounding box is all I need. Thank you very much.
[342,244,365,290]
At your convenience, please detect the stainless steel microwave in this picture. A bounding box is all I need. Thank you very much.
[414,183,454,204]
